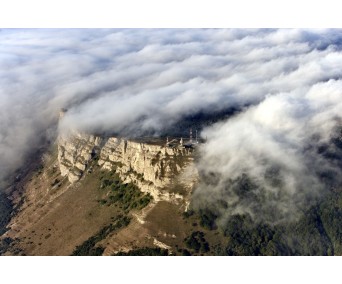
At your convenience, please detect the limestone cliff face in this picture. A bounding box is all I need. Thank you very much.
[57,132,195,201]
[98,137,194,201]
[57,132,103,183]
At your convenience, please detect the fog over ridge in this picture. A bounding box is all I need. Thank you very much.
[1,29,342,223]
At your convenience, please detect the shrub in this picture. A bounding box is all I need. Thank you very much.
[113,247,169,256]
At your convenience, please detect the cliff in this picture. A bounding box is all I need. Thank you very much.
[0,130,199,256]
[57,131,196,201]
[58,132,103,183]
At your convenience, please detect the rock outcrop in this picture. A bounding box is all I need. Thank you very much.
[57,132,103,183]
[57,131,196,201]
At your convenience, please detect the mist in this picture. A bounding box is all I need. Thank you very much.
[192,80,342,224]
[1,29,342,223]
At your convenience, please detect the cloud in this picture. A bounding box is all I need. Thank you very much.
[1,29,342,223]
[192,79,342,224]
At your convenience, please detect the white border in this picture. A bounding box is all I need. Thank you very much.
[0,0,341,27]
[0,1,340,283]
[1,256,340,284]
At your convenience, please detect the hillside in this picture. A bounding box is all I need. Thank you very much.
[0,131,205,255]
[0,130,341,256]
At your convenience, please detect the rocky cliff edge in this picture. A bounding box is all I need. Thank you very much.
[57,131,197,202]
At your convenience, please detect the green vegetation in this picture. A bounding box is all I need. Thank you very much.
[184,231,210,254]
[318,187,342,255]
[198,209,217,230]
[71,215,131,256]
[108,182,152,211]
[220,206,338,256]
[0,192,12,235]
[180,249,192,256]
[192,187,342,255]
[0,237,13,255]
[0,237,22,256]
[190,155,342,256]
[98,171,152,212]
[35,165,44,176]
[183,209,194,218]
[113,247,169,256]
[223,215,283,256]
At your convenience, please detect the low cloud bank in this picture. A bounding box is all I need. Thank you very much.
[192,80,342,224]
[1,29,342,223]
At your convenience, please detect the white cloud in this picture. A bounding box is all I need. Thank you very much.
[1,29,342,223]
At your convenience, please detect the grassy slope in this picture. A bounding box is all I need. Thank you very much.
[1,149,140,255]
[4,140,339,256]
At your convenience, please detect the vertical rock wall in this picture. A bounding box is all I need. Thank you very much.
[57,132,196,201]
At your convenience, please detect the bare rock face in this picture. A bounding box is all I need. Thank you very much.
[57,131,102,184]
[57,132,196,201]
[98,137,194,201]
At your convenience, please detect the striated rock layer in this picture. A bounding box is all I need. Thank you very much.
[57,131,196,201]
[58,132,103,183]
